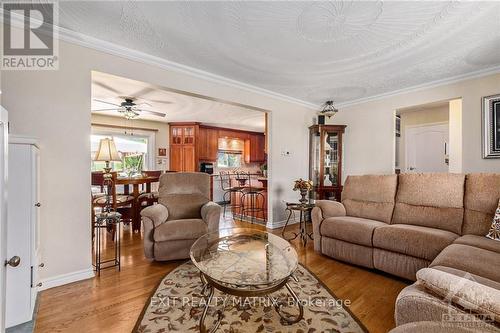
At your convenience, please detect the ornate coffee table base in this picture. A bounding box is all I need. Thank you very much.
[198,273,304,333]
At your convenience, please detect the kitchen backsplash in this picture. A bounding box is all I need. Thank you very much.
[213,162,263,175]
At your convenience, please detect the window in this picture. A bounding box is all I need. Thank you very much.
[91,134,150,172]
[217,151,242,168]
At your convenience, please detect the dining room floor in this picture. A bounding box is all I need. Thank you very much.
[33,214,408,333]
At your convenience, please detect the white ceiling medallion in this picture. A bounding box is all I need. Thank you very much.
[297,1,383,43]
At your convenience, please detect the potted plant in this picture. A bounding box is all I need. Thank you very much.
[293,178,313,204]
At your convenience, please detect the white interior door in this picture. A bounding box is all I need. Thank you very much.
[406,123,449,173]
[0,108,8,332]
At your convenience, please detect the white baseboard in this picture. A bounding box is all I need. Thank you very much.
[266,219,299,230]
[39,267,95,291]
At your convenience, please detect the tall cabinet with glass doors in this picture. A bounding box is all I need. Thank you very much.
[309,124,346,201]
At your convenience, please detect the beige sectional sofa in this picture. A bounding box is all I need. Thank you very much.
[312,173,500,329]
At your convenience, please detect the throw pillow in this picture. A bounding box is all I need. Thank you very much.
[486,199,500,241]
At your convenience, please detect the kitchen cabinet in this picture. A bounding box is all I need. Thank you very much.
[169,145,183,171]
[170,122,266,171]
[198,126,218,161]
[169,123,199,171]
[182,145,196,171]
[245,133,266,163]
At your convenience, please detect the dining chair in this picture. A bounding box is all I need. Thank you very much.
[138,170,163,208]
[91,171,135,238]
[91,171,106,198]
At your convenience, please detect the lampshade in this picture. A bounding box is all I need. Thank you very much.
[318,100,338,118]
[94,138,121,162]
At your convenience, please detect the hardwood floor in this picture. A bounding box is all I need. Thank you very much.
[34,218,408,333]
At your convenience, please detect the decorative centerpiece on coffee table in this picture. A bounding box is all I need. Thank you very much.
[293,178,313,204]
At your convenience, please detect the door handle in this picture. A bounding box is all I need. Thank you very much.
[35,202,41,207]
[4,256,21,267]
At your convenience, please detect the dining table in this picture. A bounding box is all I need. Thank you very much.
[115,175,160,232]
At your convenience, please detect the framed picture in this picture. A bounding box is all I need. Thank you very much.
[482,93,500,158]
[158,148,167,157]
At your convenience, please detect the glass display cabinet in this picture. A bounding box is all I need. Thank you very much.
[309,125,346,201]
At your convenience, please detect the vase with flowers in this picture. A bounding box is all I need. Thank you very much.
[293,178,313,204]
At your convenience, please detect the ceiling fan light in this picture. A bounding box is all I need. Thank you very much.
[123,108,139,120]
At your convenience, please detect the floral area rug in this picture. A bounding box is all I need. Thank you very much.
[134,261,367,333]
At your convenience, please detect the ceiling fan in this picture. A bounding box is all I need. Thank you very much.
[92,97,167,119]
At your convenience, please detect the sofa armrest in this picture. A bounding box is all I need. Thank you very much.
[311,200,346,252]
[140,204,169,259]
[315,200,346,218]
[201,201,221,233]
[417,268,500,322]
[141,204,169,227]
[311,207,323,252]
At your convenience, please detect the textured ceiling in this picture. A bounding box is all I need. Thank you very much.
[91,71,266,132]
[61,1,500,105]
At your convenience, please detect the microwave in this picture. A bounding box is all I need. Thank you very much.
[200,162,214,174]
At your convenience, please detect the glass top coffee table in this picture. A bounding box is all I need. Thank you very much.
[190,228,303,333]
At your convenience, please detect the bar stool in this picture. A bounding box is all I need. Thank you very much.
[239,172,266,224]
[219,171,244,218]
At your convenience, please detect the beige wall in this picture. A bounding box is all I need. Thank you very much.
[91,114,169,170]
[398,105,450,171]
[449,99,463,173]
[327,73,500,180]
[2,30,314,287]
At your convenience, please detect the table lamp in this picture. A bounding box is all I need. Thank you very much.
[94,138,121,175]
[94,138,121,212]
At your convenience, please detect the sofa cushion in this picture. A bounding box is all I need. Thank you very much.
[392,173,465,234]
[154,218,207,242]
[431,265,500,290]
[320,216,386,247]
[395,284,488,328]
[341,174,398,223]
[430,244,500,283]
[389,321,484,333]
[373,224,458,261]
[463,173,500,236]
[417,268,500,322]
[454,235,500,254]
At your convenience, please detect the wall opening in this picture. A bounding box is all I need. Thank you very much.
[395,98,462,173]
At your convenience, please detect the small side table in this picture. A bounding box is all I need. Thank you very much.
[281,202,315,245]
[93,211,122,275]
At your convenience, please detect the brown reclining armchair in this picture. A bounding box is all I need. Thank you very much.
[140,172,221,261]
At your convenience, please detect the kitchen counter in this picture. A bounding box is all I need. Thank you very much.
[209,173,267,203]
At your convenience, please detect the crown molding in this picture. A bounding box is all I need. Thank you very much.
[336,65,500,109]
[56,26,320,111]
